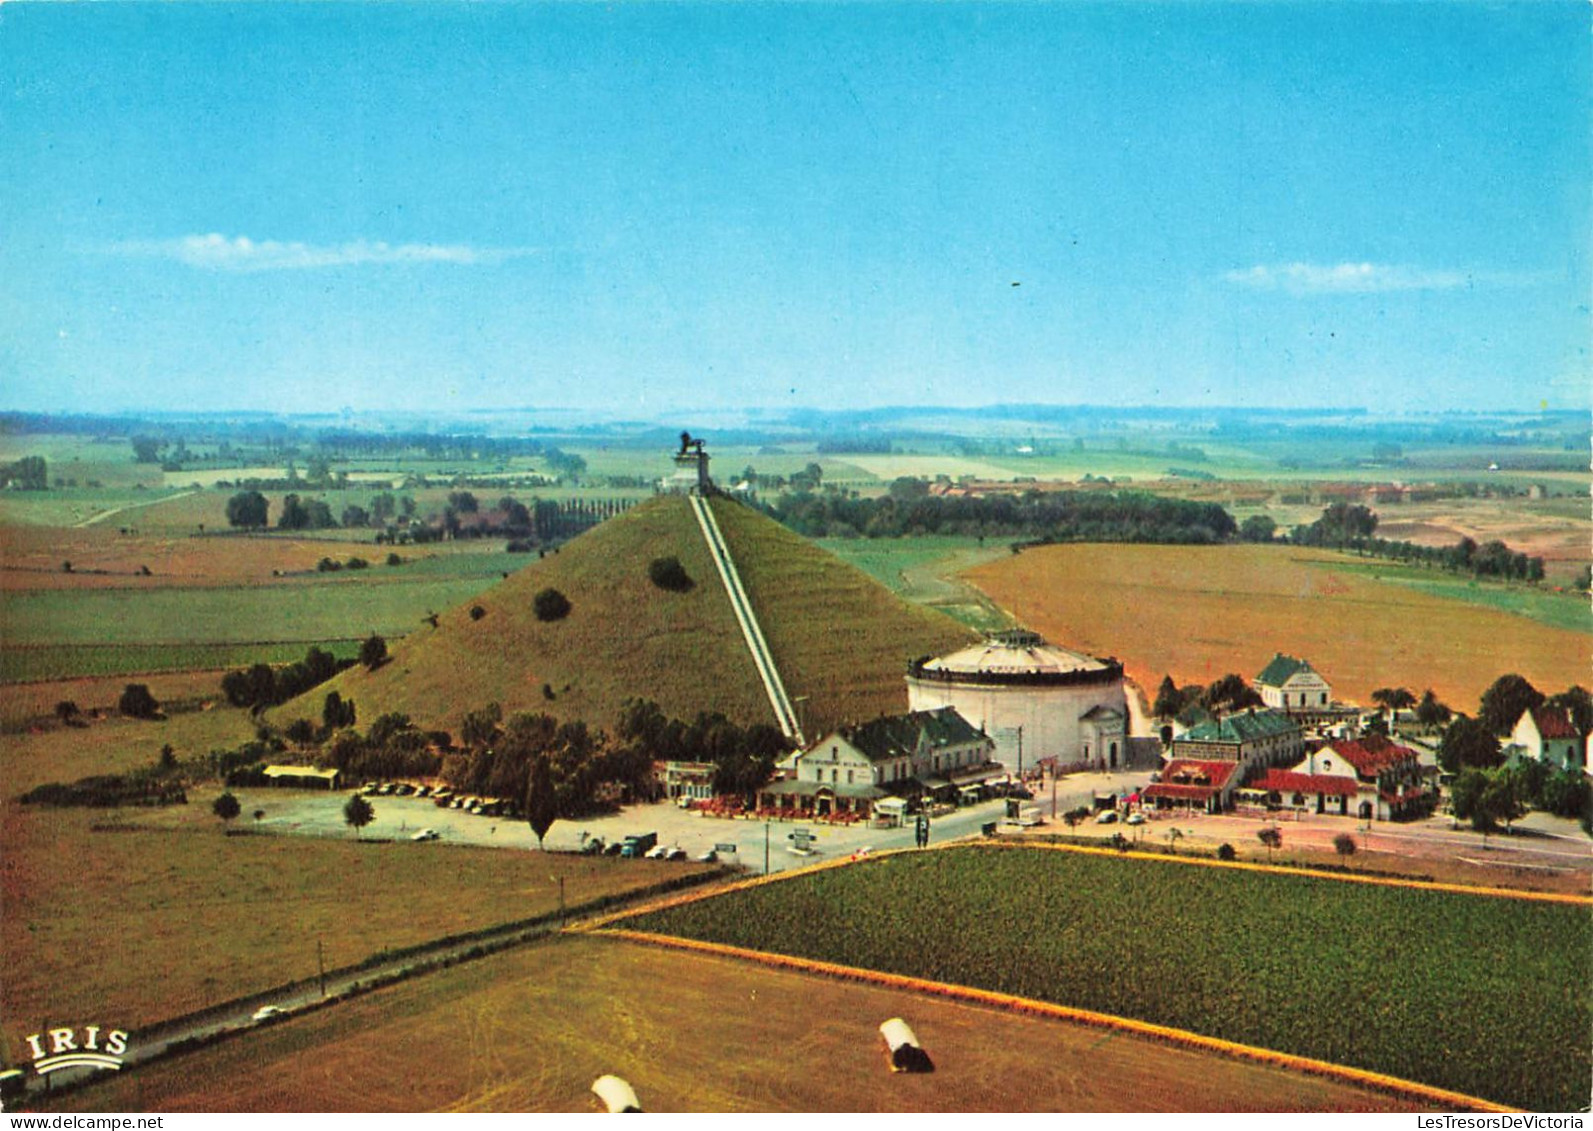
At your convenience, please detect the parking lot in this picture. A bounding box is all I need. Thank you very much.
[232,767,1159,873]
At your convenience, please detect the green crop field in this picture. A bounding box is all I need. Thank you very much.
[1325,560,1592,635]
[0,641,366,685]
[628,846,1592,1111]
[0,578,499,647]
[815,536,1011,631]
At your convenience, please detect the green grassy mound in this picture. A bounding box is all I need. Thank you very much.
[628,846,1591,1111]
[297,496,975,736]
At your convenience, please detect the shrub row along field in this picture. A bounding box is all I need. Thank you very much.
[0,800,714,1049]
[965,543,1588,709]
[627,846,1591,1111]
[45,935,1424,1113]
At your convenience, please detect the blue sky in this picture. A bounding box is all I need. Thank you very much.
[2,1,1587,415]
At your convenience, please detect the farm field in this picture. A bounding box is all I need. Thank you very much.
[0,520,522,589]
[816,536,1011,631]
[1,577,506,647]
[1324,559,1591,635]
[627,846,1592,1111]
[42,934,1429,1113]
[0,704,260,795]
[0,641,370,686]
[964,543,1589,709]
[0,796,713,1050]
[0,669,246,732]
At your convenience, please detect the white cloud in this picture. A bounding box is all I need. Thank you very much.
[108,234,539,271]
[1222,262,1519,294]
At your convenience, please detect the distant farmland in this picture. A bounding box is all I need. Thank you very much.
[628,846,1592,1112]
[964,543,1589,708]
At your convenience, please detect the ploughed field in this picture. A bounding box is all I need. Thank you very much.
[45,935,1428,1113]
[964,543,1589,709]
[627,846,1592,1111]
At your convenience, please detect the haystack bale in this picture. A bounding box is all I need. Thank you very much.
[879,1017,934,1073]
[591,1075,643,1112]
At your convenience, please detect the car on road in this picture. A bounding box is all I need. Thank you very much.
[251,1005,286,1022]
[664,847,688,861]
[694,849,718,863]
[1096,810,1119,824]
[410,828,439,841]
[644,844,670,860]
[1125,812,1145,826]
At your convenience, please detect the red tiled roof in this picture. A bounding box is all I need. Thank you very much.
[1144,783,1220,801]
[1530,706,1579,740]
[1159,760,1243,789]
[1251,770,1359,797]
[1325,734,1416,777]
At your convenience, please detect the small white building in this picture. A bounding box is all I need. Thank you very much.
[1510,706,1584,771]
[1253,654,1333,712]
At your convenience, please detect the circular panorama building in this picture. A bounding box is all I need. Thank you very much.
[906,629,1128,775]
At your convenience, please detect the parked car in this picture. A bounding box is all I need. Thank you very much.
[664,847,688,861]
[1125,812,1146,826]
[410,828,439,841]
[1095,810,1119,824]
[603,841,625,857]
[694,849,718,863]
[644,843,670,860]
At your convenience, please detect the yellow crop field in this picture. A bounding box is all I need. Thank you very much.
[965,543,1588,708]
[45,935,1427,1113]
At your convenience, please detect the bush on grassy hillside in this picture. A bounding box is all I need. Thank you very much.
[648,556,694,592]
[533,587,571,622]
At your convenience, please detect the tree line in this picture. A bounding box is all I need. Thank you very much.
[248,696,790,829]
[763,484,1238,543]
[223,488,635,545]
[1291,502,1547,582]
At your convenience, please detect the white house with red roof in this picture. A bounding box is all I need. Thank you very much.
[1241,769,1359,817]
[1143,759,1246,813]
[1509,706,1584,771]
[1280,734,1435,821]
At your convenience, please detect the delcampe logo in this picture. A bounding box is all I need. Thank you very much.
[23,1026,129,1076]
